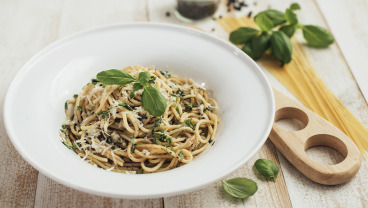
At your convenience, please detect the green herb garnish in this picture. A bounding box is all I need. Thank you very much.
[221,177,258,199]
[130,137,137,153]
[179,118,196,130]
[171,88,186,99]
[253,159,279,182]
[184,103,195,112]
[119,101,133,111]
[129,92,135,99]
[64,101,68,110]
[77,106,82,111]
[203,107,212,113]
[229,3,334,65]
[160,71,171,79]
[73,94,78,99]
[62,140,77,150]
[96,69,167,117]
[179,149,184,159]
[97,108,111,119]
[91,79,99,85]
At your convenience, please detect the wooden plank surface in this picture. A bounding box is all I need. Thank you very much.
[1,0,368,207]
[0,0,64,207]
[314,0,368,102]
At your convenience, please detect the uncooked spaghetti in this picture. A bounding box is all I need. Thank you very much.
[60,65,219,174]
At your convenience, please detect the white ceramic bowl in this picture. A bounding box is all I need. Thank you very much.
[3,23,274,198]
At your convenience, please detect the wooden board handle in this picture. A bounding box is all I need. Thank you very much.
[269,89,362,185]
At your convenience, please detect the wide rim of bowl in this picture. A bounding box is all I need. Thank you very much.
[3,22,275,198]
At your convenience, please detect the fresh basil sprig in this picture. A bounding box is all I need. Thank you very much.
[301,25,335,48]
[221,177,258,199]
[229,3,334,65]
[253,159,279,182]
[96,69,167,117]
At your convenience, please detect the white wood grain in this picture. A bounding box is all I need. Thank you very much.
[0,0,64,207]
[314,0,368,103]
[34,174,163,208]
[1,0,368,207]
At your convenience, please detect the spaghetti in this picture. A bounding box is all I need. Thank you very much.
[60,65,219,173]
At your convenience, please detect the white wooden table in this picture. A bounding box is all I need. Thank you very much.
[1,0,368,207]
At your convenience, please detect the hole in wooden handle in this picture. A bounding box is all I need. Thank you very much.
[274,107,309,131]
[305,134,348,159]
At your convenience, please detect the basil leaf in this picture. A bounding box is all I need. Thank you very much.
[290,3,301,10]
[241,43,255,60]
[221,177,258,199]
[129,92,135,99]
[254,13,274,32]
[279,25,296,38]
[133,83,143,91]
[254,159,279,181]
[255,10,286,27]
[270,31,293,65]
[302,25,334,47]
[251,33,271,60]
[96,69,136,85]
[229,27,259,44]
[285,8,298,25]
[138,71,151,86]
[141,86,167,117]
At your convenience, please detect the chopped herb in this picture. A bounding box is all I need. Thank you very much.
[62,124,68,129]
[91,79,99,85]
[129,92,135,99]
[119,101,133,111]
[166,138,172,147]
[179,149,184,159]
[154,118,163,128]
[97,108,111,119]
[77,106,82,111]
[179,118,196,129]
[64,101,68,110]
[203,107,212,112]
[184,103,195,112]
[170,147,174,151]
[148,76,157,86]
[175,106,180,114]
[160,71,171,79]
[62,140,77,149]
[73,94,78,99]
[171,88,186,99]
[137,112,147,122]
[131,137,137,153]
[154,138,161,145]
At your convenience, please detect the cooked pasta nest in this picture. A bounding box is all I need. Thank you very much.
[60,65,219,174]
